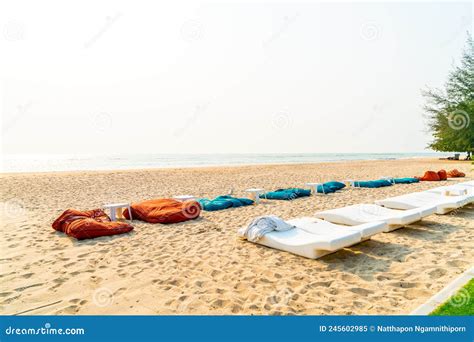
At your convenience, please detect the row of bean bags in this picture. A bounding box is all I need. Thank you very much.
[417,169,466,181]
[123,198,201,223]
[198,196,254,211]
[52,209,134,240]
[261,188,311,200]
[53,199,202,240]
[52,170,457,239]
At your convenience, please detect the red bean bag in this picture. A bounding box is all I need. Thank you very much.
[447,169,466,178]
[52,209,134,240]
[123,198,200,224]
[437,169,448,181]
[416,171,440,181]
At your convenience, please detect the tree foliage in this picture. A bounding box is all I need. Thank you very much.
[423,34,474,157]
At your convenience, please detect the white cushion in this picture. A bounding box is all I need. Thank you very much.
[288,217,386,240]
[375,191,468,214]
[314,204,421,228]
[259,227,361,259]
[426,186,474,203]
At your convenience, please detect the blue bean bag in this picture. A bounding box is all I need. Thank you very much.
[312,181,346,194]
[353,179,393,188]
[197,196,254,211]
[324,181,346,190]
[261,188,311,200]
[393,177,420,184]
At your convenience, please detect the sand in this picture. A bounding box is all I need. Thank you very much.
[0,158,473,315]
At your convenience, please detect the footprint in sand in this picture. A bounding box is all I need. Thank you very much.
[15,283,44,292]
[114,287,127,296]
[428,268,447,279]
[62,305,80,314]
[211,299,229,309]
[388,281,418,289]
[403,288,431,300]
[20,273,34,279]
[349,287,374,296]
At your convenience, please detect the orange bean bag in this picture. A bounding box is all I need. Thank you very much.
[52,209,134,240]
[447,169,466,178]
[437,169,448,181]
[416,171,440,181]
[123,199,201,224]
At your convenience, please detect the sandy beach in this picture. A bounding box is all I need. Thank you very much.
[1,158,472,315]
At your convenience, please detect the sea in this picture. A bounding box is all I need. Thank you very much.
[0,152,454,173]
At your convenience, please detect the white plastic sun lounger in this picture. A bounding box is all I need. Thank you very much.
[459,181,474,186]
[288,217,387,240]
[314,204,436,232]
[239,219,385,259]
[375,191,468,215]
[425,185,474,203]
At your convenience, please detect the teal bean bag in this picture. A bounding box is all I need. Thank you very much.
[198,195,254,211]
[324,181,346,190]
[261,188,311,200]
[393,177,420,184]
[353,180,393,188]
[322,181,346,192]
[314,181,345,194]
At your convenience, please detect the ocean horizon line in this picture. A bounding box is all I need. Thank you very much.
[0,152,456,174]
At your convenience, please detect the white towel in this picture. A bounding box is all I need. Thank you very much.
[239,215,295,242]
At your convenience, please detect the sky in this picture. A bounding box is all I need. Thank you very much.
[0,1,472,155]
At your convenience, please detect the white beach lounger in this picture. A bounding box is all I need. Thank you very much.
[459,181,474,186]
[425,185,474,203]
[314,204,435,232]
[239,219,385,259]
[375,191,468,215]
[288,217,387,240]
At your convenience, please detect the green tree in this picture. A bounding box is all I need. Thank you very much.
[423,34,474,160]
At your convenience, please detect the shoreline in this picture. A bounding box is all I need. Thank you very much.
[0,156,467,177]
